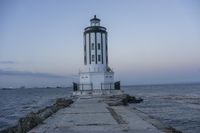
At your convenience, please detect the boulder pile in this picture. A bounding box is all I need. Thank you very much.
[106,94,143,106]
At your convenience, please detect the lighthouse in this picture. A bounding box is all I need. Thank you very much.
[73,15,120,95]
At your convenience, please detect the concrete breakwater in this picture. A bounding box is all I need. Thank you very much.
[0,98,73,133]
[1,94,182,133]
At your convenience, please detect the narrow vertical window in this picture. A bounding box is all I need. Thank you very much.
[84,34,87,65]
[98,43,101,50]
[84,44,86,64]
[84,44,86,55]
[98,55,101,62]
[92,55,95,62]
[84,56,86,64]
[92,43,94,50]
[101,33,103,64]
[106,34,108,64]
[89,33,91,64]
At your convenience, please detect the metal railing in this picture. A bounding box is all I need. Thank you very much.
[78,83,93,91]
[100,83,114,90]
[73,81,120,91]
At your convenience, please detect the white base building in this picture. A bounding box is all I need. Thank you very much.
[79,68,114,90]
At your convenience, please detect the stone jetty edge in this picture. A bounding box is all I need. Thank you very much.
[132,107,182,133]
[0,94,182,133]
[0,98,73,133]
[105,94,183,133]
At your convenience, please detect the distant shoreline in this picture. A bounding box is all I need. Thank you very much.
[122,82,200,87]
[0,87,72,90]
[1,82,200,90]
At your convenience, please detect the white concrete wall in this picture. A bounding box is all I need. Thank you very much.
[79,71,114,90]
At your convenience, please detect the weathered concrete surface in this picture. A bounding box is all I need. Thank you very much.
[28,96,164,133]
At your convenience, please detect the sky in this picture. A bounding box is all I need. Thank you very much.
[0,0,200,88]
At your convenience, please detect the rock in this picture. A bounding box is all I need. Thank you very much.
[124,94,143,104]
[165,127,183,133]
[106,94,143,106]
[120,94,143,105]
[55,98,73,108]
[37,106,56,121]
[108,100,124,106]
[17,112,42,133]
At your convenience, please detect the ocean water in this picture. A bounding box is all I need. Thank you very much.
[0,84,200,133]
[123,83,200,133]
[0,87,72,130]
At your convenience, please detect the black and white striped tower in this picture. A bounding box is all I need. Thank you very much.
[79,15,114,91]
[83,15,108,70]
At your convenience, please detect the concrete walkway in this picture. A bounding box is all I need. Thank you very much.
[28,96,164,133]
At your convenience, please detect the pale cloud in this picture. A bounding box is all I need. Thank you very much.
[0,69,79,88]
[0,69,69,79]
[0,61,16,64]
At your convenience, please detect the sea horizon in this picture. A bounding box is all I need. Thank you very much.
[1,81,200,89]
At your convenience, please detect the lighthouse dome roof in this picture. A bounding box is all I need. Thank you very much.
[90,15,100,22]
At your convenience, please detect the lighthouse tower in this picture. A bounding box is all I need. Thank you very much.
[74,15,120,95]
